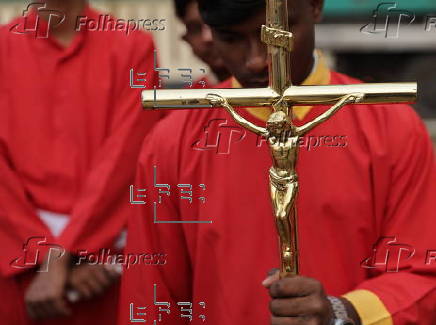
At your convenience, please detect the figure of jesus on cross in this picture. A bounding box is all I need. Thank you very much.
[141,0,416,278]
[206,90,363,276]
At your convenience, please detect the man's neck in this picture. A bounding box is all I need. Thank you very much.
[40,0,87,47]
[298,53,315,86]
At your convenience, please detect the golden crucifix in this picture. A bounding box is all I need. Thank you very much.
[141,0,416,277]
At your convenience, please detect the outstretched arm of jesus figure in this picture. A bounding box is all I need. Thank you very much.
[206,93,267,136]
[296,93,364,136]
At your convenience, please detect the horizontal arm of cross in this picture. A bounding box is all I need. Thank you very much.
[142,88,278,109]
[142,82,416,110]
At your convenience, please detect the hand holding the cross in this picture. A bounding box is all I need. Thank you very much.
[263,270,361,325]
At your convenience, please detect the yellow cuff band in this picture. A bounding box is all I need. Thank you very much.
[342,289,393,325]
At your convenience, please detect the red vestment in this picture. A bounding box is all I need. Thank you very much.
[120,72,436,325]
[192,76,217,89]
[0,5,162,325]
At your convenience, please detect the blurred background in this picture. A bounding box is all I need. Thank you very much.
[1,0,435,147]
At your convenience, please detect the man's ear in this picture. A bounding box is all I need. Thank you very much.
[311,0,324,23]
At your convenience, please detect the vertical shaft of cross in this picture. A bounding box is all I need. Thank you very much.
[263,0,299,278]
[265,0,292,111]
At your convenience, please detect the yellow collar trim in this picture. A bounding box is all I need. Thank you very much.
[231,50,331,122]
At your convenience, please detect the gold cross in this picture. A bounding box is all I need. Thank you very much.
[141,0,416,277]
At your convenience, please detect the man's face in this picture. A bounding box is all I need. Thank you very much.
[181,1,227,77]
[211,0,323,88]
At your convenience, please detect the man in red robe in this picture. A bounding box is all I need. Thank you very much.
[0,0,163,323]
[119,0,436,324]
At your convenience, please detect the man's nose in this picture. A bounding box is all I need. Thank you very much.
[246,39,267,73]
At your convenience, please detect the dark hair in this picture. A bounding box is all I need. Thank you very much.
[198,0,265,28]
[174,0,194,19]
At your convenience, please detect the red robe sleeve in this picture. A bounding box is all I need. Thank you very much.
[0,138,54,277]
[0,28,53,276]
[119,123,194,324]
[343,107,436,325]
[57,31,164,253]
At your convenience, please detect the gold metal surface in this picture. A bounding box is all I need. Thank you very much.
[141,0,417,278]
[261,26,293,52]
[142,88,280,108]
[142,83,417,109]
[265,0,292,101]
